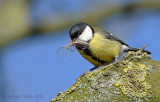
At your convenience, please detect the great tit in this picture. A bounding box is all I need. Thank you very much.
[69,22,151,72]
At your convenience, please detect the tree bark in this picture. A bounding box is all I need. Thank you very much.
[51,51,160,102]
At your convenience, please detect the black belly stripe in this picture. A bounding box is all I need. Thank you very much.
[75,43,107,64]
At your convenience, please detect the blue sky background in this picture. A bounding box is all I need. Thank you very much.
[0,1,160,102]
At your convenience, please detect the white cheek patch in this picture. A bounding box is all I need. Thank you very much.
[78,26,93,41]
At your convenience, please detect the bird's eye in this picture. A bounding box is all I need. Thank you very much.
[69,22,90,40]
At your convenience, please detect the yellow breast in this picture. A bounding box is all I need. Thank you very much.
[78,33,122,67]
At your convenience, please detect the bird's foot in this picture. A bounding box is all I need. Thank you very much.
[113,57,119,66]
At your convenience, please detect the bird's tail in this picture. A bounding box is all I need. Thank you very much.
[126,47,151,54]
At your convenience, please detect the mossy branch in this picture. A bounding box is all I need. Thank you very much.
[51,51,160,102]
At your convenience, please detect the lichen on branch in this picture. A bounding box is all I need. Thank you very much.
[51,51,160,102]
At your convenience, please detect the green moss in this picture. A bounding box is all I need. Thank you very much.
[51,51,160,102]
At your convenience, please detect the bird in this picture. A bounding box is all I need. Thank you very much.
[69,22,151,74]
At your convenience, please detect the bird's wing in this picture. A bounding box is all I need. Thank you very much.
[104,31,129,46]
[93,27,129,46]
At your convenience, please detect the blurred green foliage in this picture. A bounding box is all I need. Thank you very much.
[0,0,30,47]
[0,0,160,47]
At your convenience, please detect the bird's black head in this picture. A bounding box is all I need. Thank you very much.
[69,22,94,42]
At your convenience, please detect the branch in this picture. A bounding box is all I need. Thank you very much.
[35,1,160,33]
[51,51,160,102]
